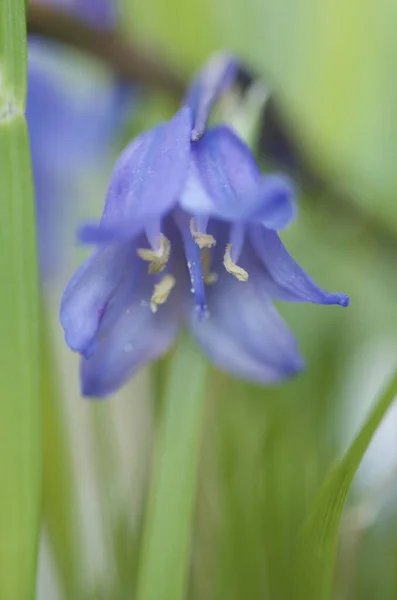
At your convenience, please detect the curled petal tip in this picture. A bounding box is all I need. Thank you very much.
[275,350,306,382]
[80,340,96,360]
[61,321,97,358]
[81,379,112,400]
[80,360,117,398]
[338,294,350,308]
[288,355,306,377]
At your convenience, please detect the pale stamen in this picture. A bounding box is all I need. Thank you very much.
[190,218,216,249]
[201,249,218,285]
[223,243,249,281]
[150,274,176,313]
[137,234,171,274]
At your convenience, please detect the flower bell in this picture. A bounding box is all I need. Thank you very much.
[60,52,349,397]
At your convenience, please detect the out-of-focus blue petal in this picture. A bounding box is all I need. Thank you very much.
[74,0,117,28]
[27,57,132,176]
[180,125,296,228]
[32,162,69,278]
[254,175,297,230]
[80,275,182,398]
[187,244,305,383]
[60,242,137,357]
[27,41,134,277]
[84,107,191,242]
[185,52,238,141]
[250,225,350,306]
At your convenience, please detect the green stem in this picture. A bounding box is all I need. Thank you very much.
[136,335,209,600]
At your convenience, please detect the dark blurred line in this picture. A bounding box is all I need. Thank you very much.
[257,89,397,258]
[27,4,186,99]
[25,13,397,257]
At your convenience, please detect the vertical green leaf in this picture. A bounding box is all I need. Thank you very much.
[0,0,27,107]
[296,372,397,600]
[0,0,41,598]
[136,335,209,600]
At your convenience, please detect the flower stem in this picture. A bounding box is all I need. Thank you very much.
[136,335,209,600]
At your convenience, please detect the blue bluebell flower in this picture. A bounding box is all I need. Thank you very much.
[60,54,349,397]
[27,0,132,277]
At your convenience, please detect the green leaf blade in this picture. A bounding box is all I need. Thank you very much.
[0,0,27,107]
[296,372,397,600]
[0,113,41,599]
[0,2,41,594]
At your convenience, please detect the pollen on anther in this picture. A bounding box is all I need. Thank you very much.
[223,243,248,281]
[137,234,171,274]
[189,218,216,249]
[150,274,176,313]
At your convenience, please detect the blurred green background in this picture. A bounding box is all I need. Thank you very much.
[7,0,397,598]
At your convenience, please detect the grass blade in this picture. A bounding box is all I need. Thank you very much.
[296,371,397,600]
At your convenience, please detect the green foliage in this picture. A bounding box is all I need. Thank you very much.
[0,0,27,107]
[296,372,397,600]
[0,2,41,597]
[136,335,209,600]
[5,1,396,599]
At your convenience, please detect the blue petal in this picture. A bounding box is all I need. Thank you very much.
[187,245,305,384]
[75,0,118,28]
[85,107,192,242]
[180,125,296,227]
[33,162,67,277]
[80,276,182,398]
[254,175,297,230]
[250,225,350,306]
[27,53,131,177]
[185,53,238,141]
[60,242,137,357]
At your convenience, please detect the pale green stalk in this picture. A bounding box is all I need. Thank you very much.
[0,1,41,598]
[136,336,209,600]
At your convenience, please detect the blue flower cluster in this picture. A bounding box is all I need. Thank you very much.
[60,53,349,397]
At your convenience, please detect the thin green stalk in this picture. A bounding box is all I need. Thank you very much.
[136,335,209,600]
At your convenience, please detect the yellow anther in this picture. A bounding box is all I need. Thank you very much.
[223,243,249,281]
[201,249,218,285]
[190,218,216,249]
[137,234,171,274]
[150,274,176,313]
